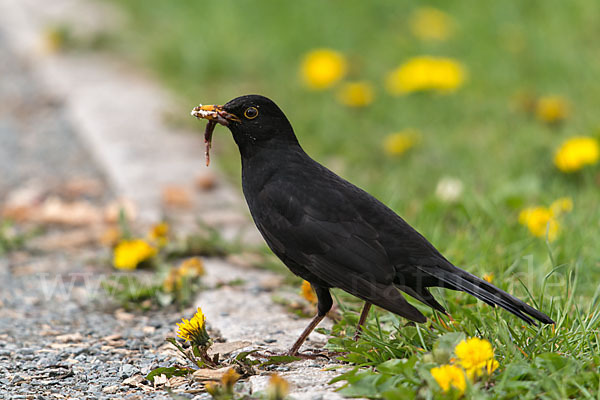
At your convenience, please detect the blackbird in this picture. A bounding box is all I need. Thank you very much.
[192,94,554,355]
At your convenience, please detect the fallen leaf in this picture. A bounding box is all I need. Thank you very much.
[153,374,168,387]
[161,185,192,208]
[101,334,123,342]
[38,196,102,225]
[102,385,119,394]
[166,376,187,388]
[115,309,135,321]
[195,173,217,191]
[123,375,145,387]
[192,367,232,382]
[1,184,45,221]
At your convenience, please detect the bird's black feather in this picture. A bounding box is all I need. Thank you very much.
[218,94,554,327]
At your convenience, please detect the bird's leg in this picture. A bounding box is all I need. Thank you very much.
[287,313,326,356]
[353,302,372,341]
[286,284,333,356]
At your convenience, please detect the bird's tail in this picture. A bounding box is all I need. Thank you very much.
[415,263,554,325]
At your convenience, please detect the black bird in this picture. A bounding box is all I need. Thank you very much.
[192,94,554,355]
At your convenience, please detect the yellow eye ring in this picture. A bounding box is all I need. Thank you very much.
[244,106,259,119]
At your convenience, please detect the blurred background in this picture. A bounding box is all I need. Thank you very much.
[2,0,600,296]
[106,0,599,296]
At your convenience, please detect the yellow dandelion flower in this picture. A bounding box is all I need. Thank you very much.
[482,273,494,283]
[300,280,317,304]
[221,368,241,388]
[179,257,205,277]
[41,26,68,54]
[550,197,573,216]
[204,382,218,396]
[386,56,466,95]
[535,96,569,124]
[410,7,454,41]
[148,222,169,247]
[300,49,347,90]
[176,307,210,347]
[554,136,600,173]
[337,81,374,107]
[430,364,466,395]
[455,337,497,379]
[485,358,500,375]
[518,206,559,242]
[113,239,157,270]
[383,130,421,156]
[267,373,290,400]
[163,266,183,292]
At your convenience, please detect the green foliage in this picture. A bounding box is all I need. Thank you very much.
[324,271,600,398]
[101,274,162,310]
[101,265,204,310]
[166,222,236,259]
[104,0,600,293]
[146,366,192,383]
[0,219,37,255]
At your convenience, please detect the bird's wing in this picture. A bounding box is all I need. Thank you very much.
[254,175,426,322]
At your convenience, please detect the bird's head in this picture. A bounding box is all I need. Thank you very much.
[191,94,297,165]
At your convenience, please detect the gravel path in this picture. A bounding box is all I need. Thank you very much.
[0,2,346,399]
[0,29,180,399]
[0,30,107,198]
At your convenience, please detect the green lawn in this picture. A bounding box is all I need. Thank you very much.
[101,0,600,397]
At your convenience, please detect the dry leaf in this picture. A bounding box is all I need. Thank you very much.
[115,309,135,321]
[153,374,168,387]
[38,196,102,225]
[192,367,233,382]
[55,332,83,343]
[101,334,123,342]
[123,375,145,387]
[166,376,187,388]
[195,173,217,191]
[161,185,192,208]
[102,385,119,394]
[1,185,45,221]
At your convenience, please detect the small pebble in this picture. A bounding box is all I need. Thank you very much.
[102,385,119,394]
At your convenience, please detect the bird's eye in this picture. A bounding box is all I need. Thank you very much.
[244,107,258,119]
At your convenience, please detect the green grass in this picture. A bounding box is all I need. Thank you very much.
[96,0,600,397]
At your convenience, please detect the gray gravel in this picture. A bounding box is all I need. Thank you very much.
[0,31,192,399]
[0,251,191,399]
[0,30,108,199]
